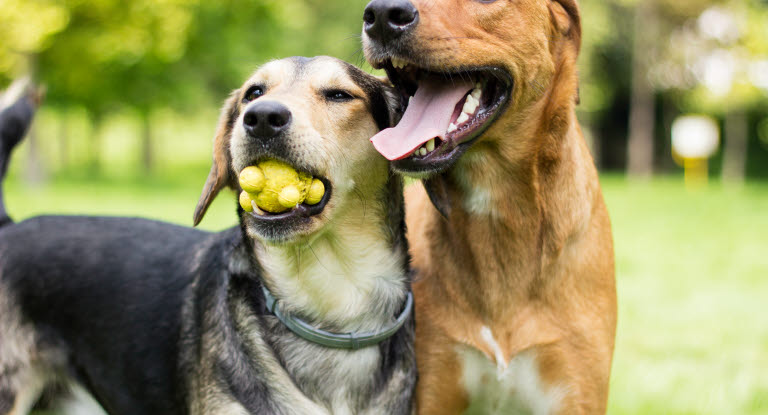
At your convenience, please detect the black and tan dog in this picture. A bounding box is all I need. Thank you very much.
[363,0,617,413]
[0,57,415,415]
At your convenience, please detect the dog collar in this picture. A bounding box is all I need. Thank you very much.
[261,285,413,350]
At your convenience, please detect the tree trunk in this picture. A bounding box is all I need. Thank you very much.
[722,110,747,184]
[88,113,102,174]
[58,110,69,170]
[24,123,46,185]
[626,1,657,178]
[659,96,677,172]
[140,111,153,174]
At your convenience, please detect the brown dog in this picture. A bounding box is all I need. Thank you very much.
[362,0,616,413]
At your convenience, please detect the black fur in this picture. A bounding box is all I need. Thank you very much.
[0,217,202,413]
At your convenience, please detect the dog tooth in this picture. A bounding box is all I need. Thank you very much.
[251,201,266,216]
[419,147,427,156]
[467,100,480,114]
[448,123,458,133]
[457,112,470,125]
[461,100,472,114]
[426,138,435,152]
[463,96,478,114]
[475,82,482,89]
[471,88,482,100]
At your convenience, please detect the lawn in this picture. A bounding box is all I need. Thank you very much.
[4,171,768,414]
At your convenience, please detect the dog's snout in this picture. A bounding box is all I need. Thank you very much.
[243,101,292,139]
[363,0,419,42]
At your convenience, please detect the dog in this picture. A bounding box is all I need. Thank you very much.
[0,56,416,415]
[362,0,617,413]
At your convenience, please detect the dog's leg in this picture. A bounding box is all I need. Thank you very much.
[45,383,107,415]
[0,287,48,415]
[0,370,47,415]
[413,328,468,415]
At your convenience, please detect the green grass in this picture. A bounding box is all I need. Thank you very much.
[5,171,768,414]
[601,177,768,415]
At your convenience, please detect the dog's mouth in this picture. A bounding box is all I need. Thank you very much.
[248,179,332,223]
[370,59,513,174]
[246,165,333,225]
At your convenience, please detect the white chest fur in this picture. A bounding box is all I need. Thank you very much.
[459,328,566,415]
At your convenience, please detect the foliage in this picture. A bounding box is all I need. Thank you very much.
[0,0,766,176]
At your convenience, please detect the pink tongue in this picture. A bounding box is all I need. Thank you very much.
[371,78,474,161]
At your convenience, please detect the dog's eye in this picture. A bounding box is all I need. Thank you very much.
[243,86,265,103]
[324,90,355,102]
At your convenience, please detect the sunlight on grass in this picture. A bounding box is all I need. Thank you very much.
[5,173,767,414]
[602,176,768,415]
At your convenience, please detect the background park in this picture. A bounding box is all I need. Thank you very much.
[2,0,767,413]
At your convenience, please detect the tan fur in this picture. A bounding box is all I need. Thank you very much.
[367,0,617,413]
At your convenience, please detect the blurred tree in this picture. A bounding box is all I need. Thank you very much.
[0,0,369,175]
[626,0,716,177]
[652,0,768,182]
[1,0,765,180]
[32,0,201,173]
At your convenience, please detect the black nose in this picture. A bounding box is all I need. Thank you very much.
[363,0,419,43]
[243,101,292,139]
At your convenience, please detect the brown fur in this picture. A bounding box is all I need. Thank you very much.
[366,0,617,413]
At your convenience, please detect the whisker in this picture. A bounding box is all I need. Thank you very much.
[308,244,331,273]
[353,188,367,221]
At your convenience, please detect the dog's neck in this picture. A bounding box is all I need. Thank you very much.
[413,107,601,319]
[256,197,408,333]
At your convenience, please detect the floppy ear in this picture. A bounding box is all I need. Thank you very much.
[549,0,582,104]
[549,0,581,51]
[193,90,241,227]
[371,78,402,129]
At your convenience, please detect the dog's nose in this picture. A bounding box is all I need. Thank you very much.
[363,0,419,43]
[243,101,292,139]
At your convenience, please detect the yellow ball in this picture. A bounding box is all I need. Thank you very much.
[240,160,315,213]
[305,179,325,205]
[239,191,255,212]
[239,166,265,193]
[278,185,302,208]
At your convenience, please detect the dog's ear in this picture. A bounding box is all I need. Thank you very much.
[193,90,240,227]
[549,0,581,52]
[370,77,402,130]
[549,0,582,104]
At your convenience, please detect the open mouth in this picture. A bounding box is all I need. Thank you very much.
[370,59,513,173]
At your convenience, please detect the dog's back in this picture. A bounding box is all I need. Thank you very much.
[0,216,216,414]
[0,83,214,413]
